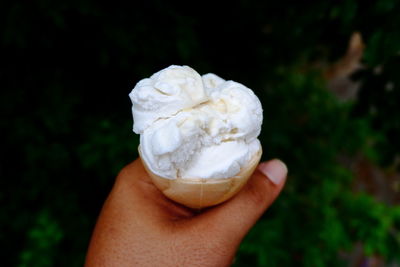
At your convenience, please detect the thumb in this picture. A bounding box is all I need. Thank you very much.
[193,159,287,245]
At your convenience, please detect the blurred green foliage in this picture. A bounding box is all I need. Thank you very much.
[1,0,400,266]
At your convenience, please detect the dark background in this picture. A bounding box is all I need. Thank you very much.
[1,0,400,266]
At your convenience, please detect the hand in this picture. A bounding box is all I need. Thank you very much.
[85,158,287,267]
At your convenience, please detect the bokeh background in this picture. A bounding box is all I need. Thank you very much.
[1,0,400,266]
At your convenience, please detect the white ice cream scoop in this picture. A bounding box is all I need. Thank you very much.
[129,65,263,208]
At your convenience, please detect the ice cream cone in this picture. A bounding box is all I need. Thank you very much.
[139,146,262,209]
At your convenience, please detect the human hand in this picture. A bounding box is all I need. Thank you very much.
[85,158,287,267]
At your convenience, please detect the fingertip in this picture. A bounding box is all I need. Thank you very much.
[257,159,288,186]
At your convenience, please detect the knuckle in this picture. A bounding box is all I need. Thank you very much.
[117,165,129,179]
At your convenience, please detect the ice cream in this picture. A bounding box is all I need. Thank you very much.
[129,65,263,208]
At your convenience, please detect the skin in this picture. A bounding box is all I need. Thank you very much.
[85,158,287,267]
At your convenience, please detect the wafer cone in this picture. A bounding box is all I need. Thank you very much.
[139,146,262,209]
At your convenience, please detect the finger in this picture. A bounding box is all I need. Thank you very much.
[189,159,287,245]
[113,158,195,220]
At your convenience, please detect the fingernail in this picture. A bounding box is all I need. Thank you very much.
[258,159,288,185]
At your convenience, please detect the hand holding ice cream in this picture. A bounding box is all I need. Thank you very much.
[86,67,287,265]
